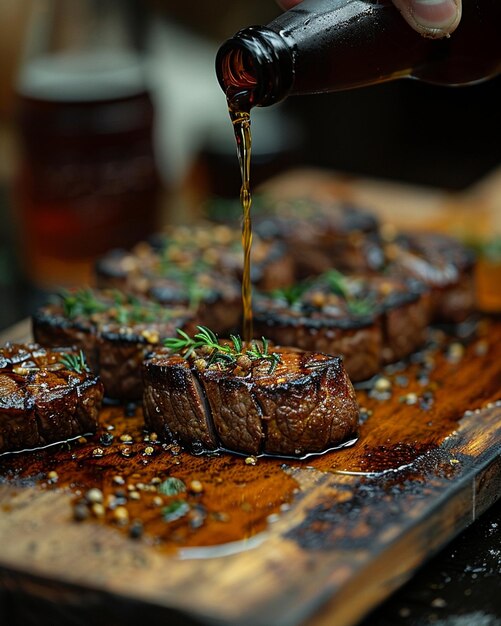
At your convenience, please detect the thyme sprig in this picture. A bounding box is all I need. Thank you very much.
[59,350,90,374]
[164,326,281,374]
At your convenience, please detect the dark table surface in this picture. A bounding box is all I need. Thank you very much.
[360,498,501,626]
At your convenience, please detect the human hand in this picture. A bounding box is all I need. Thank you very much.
[276,0,462,38]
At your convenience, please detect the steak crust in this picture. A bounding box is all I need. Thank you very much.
[254,199,384,278]
[142,347,359,457]
[94,225,294,333]
[0,343,103,454]
[386,232,476,323]
[33,289,195,401]
[254,273,430,380]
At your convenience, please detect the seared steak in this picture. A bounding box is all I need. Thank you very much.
[143,341,359,457]
[146,271,241,337]
[254,271,430,379]
[386,232,476,323]
[254,198,384,278]
[95,223,294,333]
[0,343,103,454]
[33,289,195,401]
[254,298,381,382]
[95,250,241,334]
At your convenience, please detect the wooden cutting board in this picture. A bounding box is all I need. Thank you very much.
[0,318,500,626]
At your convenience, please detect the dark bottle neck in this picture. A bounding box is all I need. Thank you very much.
[215,27,294,110]
[216,0,501,109]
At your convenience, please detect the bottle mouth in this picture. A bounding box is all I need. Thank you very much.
[218,46,259,110]
[216,27,294,109]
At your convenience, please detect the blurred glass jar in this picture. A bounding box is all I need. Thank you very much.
[15,0,159,288]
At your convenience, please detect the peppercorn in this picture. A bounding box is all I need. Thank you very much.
[129,520,144,539]
[236,355,252,370]
[113,507,129,526]
[99,432,114,447]
[73,502,89,522]
[85,488,103,504]
[189,480,204,494]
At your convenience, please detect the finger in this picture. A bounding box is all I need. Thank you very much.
[392,0,462,38]
[276,0,304,10]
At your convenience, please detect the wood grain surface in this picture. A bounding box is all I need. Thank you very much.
[0,319,500,626]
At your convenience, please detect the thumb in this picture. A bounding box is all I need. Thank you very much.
[391,0,462,38]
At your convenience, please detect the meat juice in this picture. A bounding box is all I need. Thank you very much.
[15,52,159,287]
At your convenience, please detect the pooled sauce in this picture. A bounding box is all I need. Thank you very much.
[0,404,298,552]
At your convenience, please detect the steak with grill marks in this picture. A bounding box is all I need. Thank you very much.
[32,289,195,401]
[386,232,476,323]
[254,272,430,380]
[0,343,103,454]
[142,346,359,457]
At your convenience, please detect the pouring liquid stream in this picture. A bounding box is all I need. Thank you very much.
[229,105,253,343]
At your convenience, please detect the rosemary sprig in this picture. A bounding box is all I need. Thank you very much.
[158,261,212,311]
[59,288,176,325]
[114,299,173,325]
[164,326,281,374]
[318,270,374,317]
[346,298,375,317]
[60,289,107,319]
[322,269,351,300]
[272,280,311,307]
[246,336,281,374]
[59,350,90,374]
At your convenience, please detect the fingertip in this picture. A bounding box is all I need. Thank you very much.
[393,0,461,38]
[276,0,304,10]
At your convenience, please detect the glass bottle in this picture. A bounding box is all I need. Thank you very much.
[216,0,501,110]
[15,0,159,288]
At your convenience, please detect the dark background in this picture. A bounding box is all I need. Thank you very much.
[285,76,501,190]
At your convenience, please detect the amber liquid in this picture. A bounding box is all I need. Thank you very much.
[16,73,159,288]
[229,105,253,343]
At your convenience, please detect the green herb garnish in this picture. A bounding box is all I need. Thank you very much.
[59,350,90,374]
[164,326,281,375]
[272,280,311,307]
[317,270,375,317]
[346,298,375,317]
[322,270,351,300]
[162,500,190,522]
[158,477,186,496]
[60,289,107,319]
[158,257,212,311]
